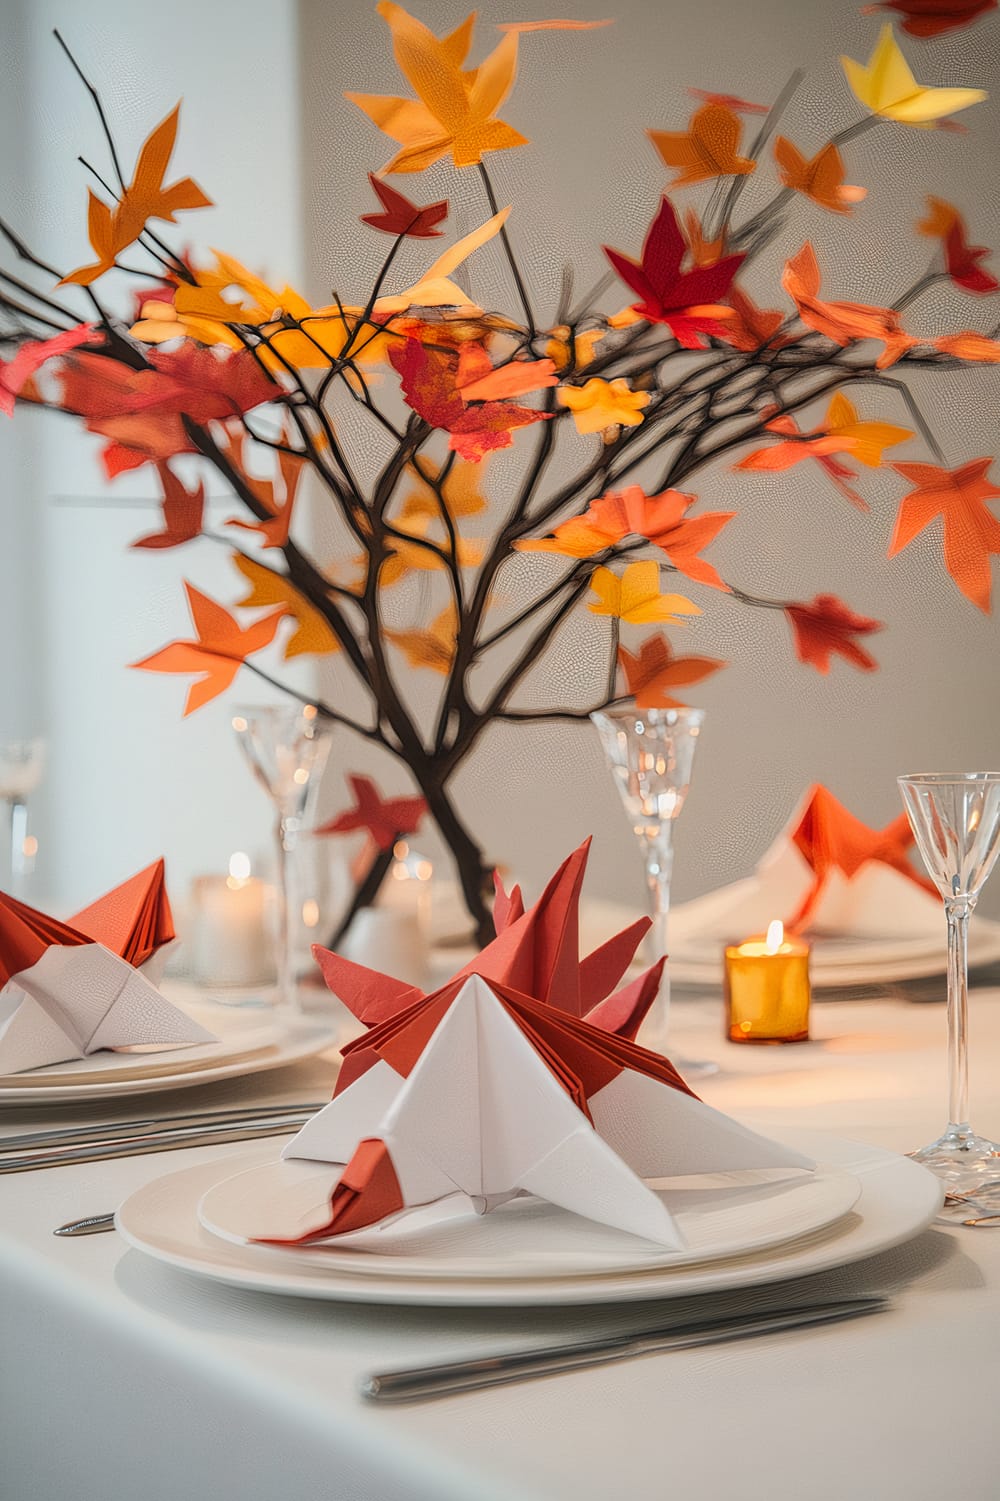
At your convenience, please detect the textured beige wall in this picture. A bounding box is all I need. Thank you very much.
[299,0,1000,913]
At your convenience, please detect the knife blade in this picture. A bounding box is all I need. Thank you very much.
[361,1296,889,1402]
[2,1112,312,1173]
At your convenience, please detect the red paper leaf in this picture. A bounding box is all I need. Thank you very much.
[785,594,884,673]
[389,338,549,461]
[860,0,997,38]
[132,463,205,549]
[360,174,448,238]
[603,196,744,347]
[0,324,98,416]
[944,217,999,294]
[315,774,427,849]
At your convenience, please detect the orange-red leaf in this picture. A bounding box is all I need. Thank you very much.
[130,581,283,714]
[936,331,1000,362]
[132,464,205,549]
[0,324,97,416]
[648,104,756,188]
[782,244,918,367]
[888,458,1000,611]
[315,774,427,848]
[773,137,865,214]
[618,633,725,708]
[785,594,884,673]
[389,337,549,461]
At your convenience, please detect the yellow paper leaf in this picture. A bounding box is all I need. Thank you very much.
[841,25,986,125]
[231,554,340,659]
[588,561,700,624]
[558,377,650,436]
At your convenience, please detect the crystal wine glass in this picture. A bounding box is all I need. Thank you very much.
[233,704,332,1011]
[591,706,714,1074]
[898,772,1000,1203]
[0,737,45,897]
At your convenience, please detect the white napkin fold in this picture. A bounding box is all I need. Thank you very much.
[0,943,216,1075]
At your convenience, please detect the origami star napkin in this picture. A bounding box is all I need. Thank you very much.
[0,860,216,1074]
[267,973,812,1249]
[670,784,940,944]
[310,838,660,1040]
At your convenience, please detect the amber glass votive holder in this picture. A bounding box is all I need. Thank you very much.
[724,925,811,1044]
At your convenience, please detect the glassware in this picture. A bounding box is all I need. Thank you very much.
[898,772,1000,1203]
[591,706,715,1074]
[232,705,332,1011]
[0,737,45,897]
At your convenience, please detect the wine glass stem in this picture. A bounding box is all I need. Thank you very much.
[643,826,674,1033]
[945,897,974,1138]
[7,797,26,897]
[275,814,297,1013]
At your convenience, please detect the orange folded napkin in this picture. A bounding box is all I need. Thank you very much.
[0,860,215,1074]
[671,784,941,946]
[261,843,812,1249]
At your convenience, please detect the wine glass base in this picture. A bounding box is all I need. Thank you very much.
[910,1129,1000,1195]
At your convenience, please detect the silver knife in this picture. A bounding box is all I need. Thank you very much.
[2,1112,313,1174]
[1,1101,326,1154]
[361,1296,889,1402]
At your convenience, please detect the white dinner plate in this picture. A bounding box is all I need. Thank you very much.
[0,1020,283,1088]
[115,1129,942,1306]
[0,1018,342,1104]
[666,920,1000,989]
[197,1157,861,1279]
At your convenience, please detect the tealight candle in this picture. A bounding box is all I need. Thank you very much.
[724,920,811,1044]
[188,853,275,988]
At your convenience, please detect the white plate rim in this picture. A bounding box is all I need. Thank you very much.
[114,1128,943,1306]
[195,1157,861,1280]
[0,1019,342,1105]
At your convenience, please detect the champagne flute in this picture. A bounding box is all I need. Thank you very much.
[591,706,715,1075]
[233,705,332,1011]
[898,772,1000,1204]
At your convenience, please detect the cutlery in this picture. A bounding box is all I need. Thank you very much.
[1,1101,326,1154]
[2,1112,313,1174]
[54,1213,116,1237]
[361,1295,890,1403]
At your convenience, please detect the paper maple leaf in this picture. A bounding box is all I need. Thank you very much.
[936,331,1000,362]
[131,464,205,550]
[773,138,866,215]
[888,459,1000,611]
[386,605,457,674]
[785,594,884,673]
[62,105,211,286]
[518,485,734,590]
[648,104,756,188]
[360,173,448,237]
[618,633,725,708]
[389,337,549,461]
[588,561,700,625]
[231,554,340,659]
[225,441,304,549]
[944,218,999,294]
[316,774,427,849]
[58,346,279,477]
[736,395,911,493]
[860,1,997,40]
[603,197,744,347]
[131,582,283,715]
[687,89,769,115]
[841,25,986,124]
[346,3,528,174]
[557,378,650,435]
[717,288,785,353]
[0,325,97,416]
[788,783,936,931]
[782,244,918,368]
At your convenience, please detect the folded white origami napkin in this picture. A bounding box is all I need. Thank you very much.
[0,860,216,1074]
[671,784,941,945]
[258,841,812,1251]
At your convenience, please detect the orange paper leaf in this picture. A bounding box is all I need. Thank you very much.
[618,633,725,708]
[648,105,756,189]
[888,459,1000,611]
[131,581,283,714]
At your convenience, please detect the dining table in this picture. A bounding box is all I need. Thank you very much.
[2,979,999,1501]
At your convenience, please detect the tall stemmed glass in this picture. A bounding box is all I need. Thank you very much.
[591,706,713,1073]
[0,738,45,897]
[898,772,1000,1202]
[233,705,332,1011]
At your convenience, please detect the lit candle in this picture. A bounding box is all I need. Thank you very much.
[724,919,811,1044]
[188,853,275,988]
[378,841,433,932]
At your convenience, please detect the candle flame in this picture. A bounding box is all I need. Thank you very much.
[228,851,252,887]
[765,919,784,955]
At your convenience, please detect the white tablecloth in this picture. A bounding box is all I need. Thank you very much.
[3,990,1000,1501]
